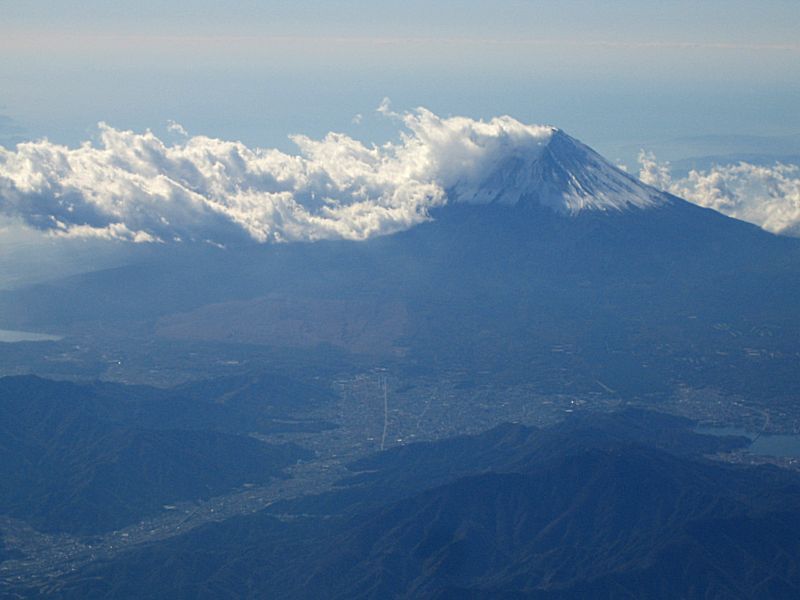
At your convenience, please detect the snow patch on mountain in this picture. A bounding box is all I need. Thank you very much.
[452,129,666,213]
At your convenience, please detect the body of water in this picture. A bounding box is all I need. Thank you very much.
[696,425,800,459]
[0,329,62,343]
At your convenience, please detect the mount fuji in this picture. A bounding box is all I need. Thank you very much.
[445,127,666,213]
[1,128,799,402]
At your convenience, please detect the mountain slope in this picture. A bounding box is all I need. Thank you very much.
[28,411,800,600]
[466,129,666,212]
[445,128,666,212]
[1,134,799,403]
[0,376,311,534]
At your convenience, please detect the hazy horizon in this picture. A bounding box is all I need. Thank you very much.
[2,1,798,160]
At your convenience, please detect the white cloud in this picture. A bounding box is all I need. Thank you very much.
[376,97,395,117]
[166,120,189,137]
[4,108,797,245]
[0,108,554,244]
[639,152,800,236]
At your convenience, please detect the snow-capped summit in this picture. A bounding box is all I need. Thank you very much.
[446,128,668,214]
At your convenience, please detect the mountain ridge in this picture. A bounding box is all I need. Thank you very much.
[24,411,800,600]
[450,128,667,214]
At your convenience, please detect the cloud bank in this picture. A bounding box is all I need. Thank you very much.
[639,152,800,236]
[2,106,798,244]
[0,108,552,244]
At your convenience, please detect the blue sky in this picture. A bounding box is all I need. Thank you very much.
[1,1,799,161]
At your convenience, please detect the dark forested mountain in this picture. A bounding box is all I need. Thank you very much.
[25,411,800,600]
[0,375,311,534]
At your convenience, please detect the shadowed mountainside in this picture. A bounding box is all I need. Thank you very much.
[0,375,314,534]
[27,410,800,599]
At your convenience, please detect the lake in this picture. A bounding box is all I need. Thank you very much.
[0,329,63,343]
[697,425,800,459]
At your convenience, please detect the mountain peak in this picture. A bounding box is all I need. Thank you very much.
[447,127,669,214]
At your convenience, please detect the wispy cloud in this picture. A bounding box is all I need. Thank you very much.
[639,152,800,236]
[3,32,797,55]
[166,120,188,137]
